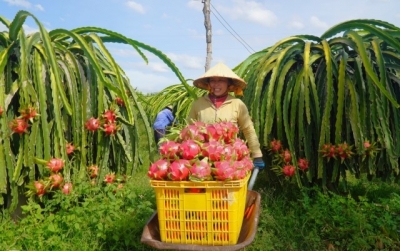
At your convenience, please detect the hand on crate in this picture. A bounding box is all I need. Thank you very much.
[253,157,265,170]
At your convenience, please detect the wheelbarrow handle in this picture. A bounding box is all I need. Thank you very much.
[247,167,259,190]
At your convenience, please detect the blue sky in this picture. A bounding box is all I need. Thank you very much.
[1,0,399,93]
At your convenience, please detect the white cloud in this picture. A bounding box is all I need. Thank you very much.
[125,69,175,93]
[3,0,31,8]
[0,24,41,35]
[147,62,170,73]
[187,28,204,39]
[159,12,181,23]
[126,1,145,14]
[213,29,224,36]
[23,24,39,34]
[110,46,203,86]
[0,22,48,35]
[167,53,203,70]
[3,0,43,11]
[187,0,203,11]
[35,4,44,11]
[108,46,171,70]
[288,16,305,29]
[310,16,329,30]
[289,21,304,29]
[109,47,140,58]
[217,0,278,27]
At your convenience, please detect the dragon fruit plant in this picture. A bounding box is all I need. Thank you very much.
[147,121,253,181]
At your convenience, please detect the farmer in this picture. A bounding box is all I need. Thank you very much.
[153,105,175,144]
[188,62,265,170]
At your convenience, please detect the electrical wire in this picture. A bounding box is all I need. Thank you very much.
[210,3,256,53]
[210,11,254,54]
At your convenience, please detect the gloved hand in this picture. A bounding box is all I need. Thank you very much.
[253,157,265,170]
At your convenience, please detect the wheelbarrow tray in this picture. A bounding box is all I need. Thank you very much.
[141,190,261,251]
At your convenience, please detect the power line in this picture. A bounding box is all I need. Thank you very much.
[210,3,256,54]
[210,10,254,54]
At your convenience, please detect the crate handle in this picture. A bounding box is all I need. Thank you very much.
[185,188,205,193]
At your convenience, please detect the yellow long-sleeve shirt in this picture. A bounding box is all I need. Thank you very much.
[187,94,262,158]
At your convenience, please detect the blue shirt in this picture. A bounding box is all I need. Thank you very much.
[153,108,174,130]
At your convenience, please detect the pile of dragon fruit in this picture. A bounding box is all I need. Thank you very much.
[148,121,253,182]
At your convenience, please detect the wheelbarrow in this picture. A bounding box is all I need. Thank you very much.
[141,167,262,251]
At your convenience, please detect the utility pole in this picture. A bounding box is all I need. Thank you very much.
[203,0,212,71]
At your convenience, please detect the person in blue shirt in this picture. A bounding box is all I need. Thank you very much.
[153,105,175,144]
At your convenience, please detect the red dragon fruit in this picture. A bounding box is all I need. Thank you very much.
[320,143,336,160]
[190,158,212,181]
[204,123,225,142]
[231,161,247,180]
[180,124,206,141]
[179,139,201,160]
[220,144,237,161]
[231,138,250,160]
[66,142,75,155]
[19,105,39,121]
[192,121,207,128]
[220,121,239,143]
[104,173,116,184]
[336,143,353,161]
[49,173,64,188]
[148,159,170,180]
[168,159,191,181]
[34,180,46,196]
[62,182,73,195]
[159,140,181,159]
[88,165,99,178]
[85,117,100,132]
[115,97,125,107]
[46,158,64,173]
[103,122,118,136]
[202,140,224,161]
[364,141,371,149]
[237,156,254,172]
[281,149,292,163]
[9,118,30,135]
[102,109,117,123]
[270,139,282,153]
[212,160,236,181]
[147,121,252,181]
[298,158,309,171]
[282,165,296,177]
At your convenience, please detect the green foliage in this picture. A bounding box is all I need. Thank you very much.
[144,82,206,126]
[0,10,192,211]
[2,169,400,250]
[250,179,400,251]
[234,19,400,189]
[0,177,157,251]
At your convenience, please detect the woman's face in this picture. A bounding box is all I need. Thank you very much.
[209,77,229,96]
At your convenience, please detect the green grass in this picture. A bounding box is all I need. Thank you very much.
[248,172,400,251]
[1,167,400,251]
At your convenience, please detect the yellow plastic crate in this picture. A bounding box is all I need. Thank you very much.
[150,174,249,245]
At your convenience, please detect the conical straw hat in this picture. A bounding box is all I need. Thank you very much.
[193,62,247,91]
